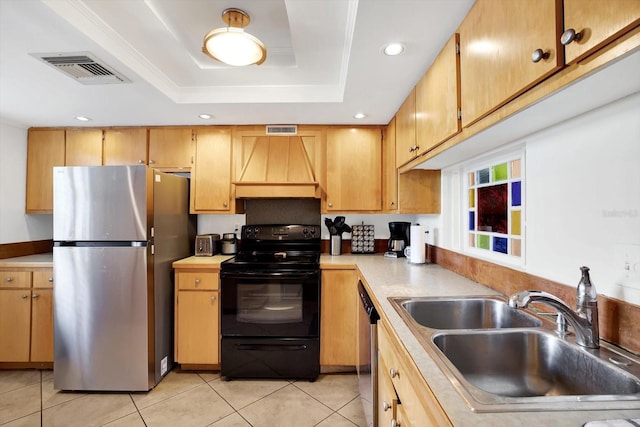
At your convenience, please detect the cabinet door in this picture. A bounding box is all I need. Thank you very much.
[0,290,31,362]
[192,128,232,212]
[25,129,65,213]
[65,129,103,165]
[148,128,194,170]
[395,88,417,167]
[382,118,398,212]
[398,170,441,214]
[415,34,461,154]
[563,0,640,64]
[103,128,148,165]
[378,351,398,427]
[326,128,382,212]
[459,0,562,127]
[176,291,219,364]
[320,269,358,366]
[30,288,53,362]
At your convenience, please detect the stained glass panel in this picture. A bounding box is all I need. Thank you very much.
[469,211,475,230]
[469,189,475,208]
[468,172,475,186]
[511,210,521,235]
[477,184,508,234]
[512,181,522,206]
[511,159,521,178]
[477,234,490,249]
[477,168,490,184]
[492,163,508,181]
[493,237,508,254]
[511,239,521,257]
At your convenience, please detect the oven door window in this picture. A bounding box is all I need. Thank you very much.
[238,283,303,324]
[221,272,320,338]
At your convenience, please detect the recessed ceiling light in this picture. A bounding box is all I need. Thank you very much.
[354,113,366,119]
[75,116,91,121]
[382,43,405,56]
[199,114,213,119]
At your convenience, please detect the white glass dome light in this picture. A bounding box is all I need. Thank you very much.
[202,8,266,66]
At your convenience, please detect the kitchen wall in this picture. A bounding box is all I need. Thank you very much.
[431,92,640,306]
[0,120,53,244]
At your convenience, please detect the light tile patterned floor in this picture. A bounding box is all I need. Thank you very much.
[0,369,366,427]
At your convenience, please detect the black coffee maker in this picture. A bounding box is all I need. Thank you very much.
[386,222,411,257]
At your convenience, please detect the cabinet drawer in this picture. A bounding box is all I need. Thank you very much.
[177,271,219,290]
[0,271,32,288]
[33,270,54,288]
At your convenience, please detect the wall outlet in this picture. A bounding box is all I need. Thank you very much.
[614,243,640,291]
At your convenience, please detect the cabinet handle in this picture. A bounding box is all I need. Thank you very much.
[328,202,333,208]
[382,401,391,411]
[389,368,398,378]
[32,293,39,299]
[138,160,145,164]
[531,48,550,63]
[21,294,28,299]
[408,146,414,153]
[195,278,201,285]
[560,28,583,46]
[389,201,395,206]
[5,276,13,282]
[48,277,54,282]
[391,419,400,427]
[211,295,217,302]
[223,202,228,208]
[149,160,155,164]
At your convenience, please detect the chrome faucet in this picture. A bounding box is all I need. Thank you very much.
[508,266,599,349]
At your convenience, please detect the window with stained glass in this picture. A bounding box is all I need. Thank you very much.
[466,155,523,261]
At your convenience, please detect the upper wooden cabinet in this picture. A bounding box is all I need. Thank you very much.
[395,88,417,167]
[562,0,640,64]
[415,34,461,155]
[65,129,103,166]
[25,129,65,213]
[191,127,234,213]
[148,128,195,170]
[459,0,563,127]
[326,127,382,212]
[382,118,398,212]
[103,128,148,165]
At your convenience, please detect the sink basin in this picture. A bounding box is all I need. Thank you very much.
[395,296,542,330]
[388,295,640,411]
[433,330,640,399]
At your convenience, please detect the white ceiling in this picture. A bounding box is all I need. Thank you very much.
[0,0,475,128]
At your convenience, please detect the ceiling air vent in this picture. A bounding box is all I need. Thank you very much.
[30,52,130,85]
[266,125,298,135]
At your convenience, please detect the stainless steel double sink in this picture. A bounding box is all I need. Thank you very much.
[389,296,640,412]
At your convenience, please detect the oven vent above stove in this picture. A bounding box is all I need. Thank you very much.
[30,52,130,85]
[266,125,298,135]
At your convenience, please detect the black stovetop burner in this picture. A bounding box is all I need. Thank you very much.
[221,224,321,271]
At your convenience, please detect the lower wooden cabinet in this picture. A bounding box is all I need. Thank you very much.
[378,321,451,427]
[0,268,54,363]
[174,268,220,365]
[320,268,358,366]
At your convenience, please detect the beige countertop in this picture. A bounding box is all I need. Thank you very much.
[320,253,640,426]
[0,253,53,268]
[172,254,234,268]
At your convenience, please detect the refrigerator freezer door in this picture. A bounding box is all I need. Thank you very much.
[53,165,149,242]
[54,245,150,391]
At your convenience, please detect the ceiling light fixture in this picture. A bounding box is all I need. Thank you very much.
[383,43,405,56]
[199,114,213,119]
[202,8,266,66]
[354,113,366,119]
[75,116,91,121]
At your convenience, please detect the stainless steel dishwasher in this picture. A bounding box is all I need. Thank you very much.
[357,280,380,427]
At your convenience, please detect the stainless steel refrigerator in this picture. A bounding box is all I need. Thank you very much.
[53,165,194,391]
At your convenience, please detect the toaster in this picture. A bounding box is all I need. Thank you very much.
[195,234,221,256]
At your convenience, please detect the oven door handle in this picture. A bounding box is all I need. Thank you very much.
[221,271,318,280]
[236,344,309,352]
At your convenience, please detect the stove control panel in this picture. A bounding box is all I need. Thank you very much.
[243,224,320,240]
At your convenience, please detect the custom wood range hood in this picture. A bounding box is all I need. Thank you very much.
[233,134,321,198]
